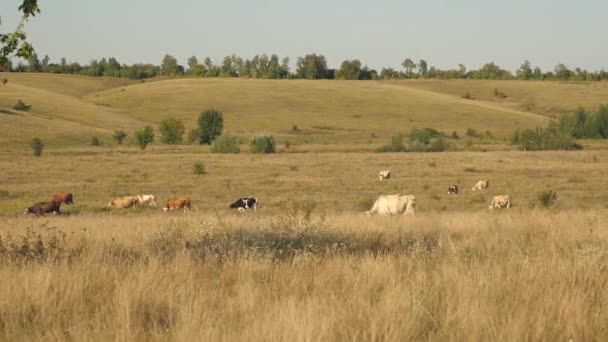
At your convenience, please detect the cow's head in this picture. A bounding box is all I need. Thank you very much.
[66,193,74,204]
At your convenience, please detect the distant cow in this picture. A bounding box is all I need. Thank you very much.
[366,194,416,216]
[163,197,191,212]
[230,197,258,212]
[447,185,459,195]
[108,196,139,209]
[137,194,158,207]
[489,195,512,210]
[379,170,391,181]
[25,201,61,216]
[52,192,74,204]
[472,180,490,191]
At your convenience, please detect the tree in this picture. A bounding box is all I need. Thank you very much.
[554,64,572,80]
[27,52,41,72]
[418,59,428,77]
[401,58,415,78]
[249,135,276,153]
[113,130,127,145]
[458,64,467,78]
[516,60,533,80]
[187,56,203,76]
[160,54,180,76]
[198,109,224,144]
[159,118,185,144]
[336,59,362,80]
[296,53,328,79]
[0,1,40,71]
[135,126,154,150]
[30,137,43,156]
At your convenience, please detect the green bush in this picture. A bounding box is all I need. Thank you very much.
[192,162,207,175]
[159,118,185,144]
[249,135,276,154]
[31,137,43,157]
[198,109,223,144]
[135,126,154,150]
[537,190,557,208]
[466,128,479,137]
[113,130,127,145]
[409,127,443,144]
[210,134,240,153]
[512,125,580,151]
[377,133,448,153]
[376,134,406,152]
[13,99,31,111]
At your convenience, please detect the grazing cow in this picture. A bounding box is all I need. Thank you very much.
[52,192,74,204]
[489,195,512,210]
[230,197,258,212]
[108,196,139,209]
[472,180,490,191]
[25,201,61,216]
[379,170,391,181]
[163,197,191,212]
[447,185,459,195]
[137,194,158,207]
[366,194,416,216]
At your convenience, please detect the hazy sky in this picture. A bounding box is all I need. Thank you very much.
[1,0,606,71]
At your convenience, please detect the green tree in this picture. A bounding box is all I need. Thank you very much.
[401,58,415,78]
[187,56,203,76]
[159,118,185,144]
[30,137,43,156]
[336,59,362,80]
[198,109,224,144]
[554,64,572,80]
[418,59,428,77]
[160,54,180,76]
[516,60,533,80]
[135,126,154,150]
[0,0,40,71]
[249,135,276,153]
[296,53,328,79]
[113,130,127,145]
[27,52,41,72]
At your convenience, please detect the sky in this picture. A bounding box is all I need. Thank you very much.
[1,0,607,72]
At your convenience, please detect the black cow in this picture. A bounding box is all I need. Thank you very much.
[448,184,459,195]
[24,201,62,216]
[229,197,258,212]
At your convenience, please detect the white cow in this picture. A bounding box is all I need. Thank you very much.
[379,170,391,181]
[137,194,158,207]
[472,180,489,191]
[489,195,512,210]
[366,194,416,216]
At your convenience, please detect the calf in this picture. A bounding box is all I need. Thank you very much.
[163,197,191,212]
[52,192,74,204]
[25,201,61,216]
[447,185,459,195]
[230,197,258,212]
[108,196,140,209]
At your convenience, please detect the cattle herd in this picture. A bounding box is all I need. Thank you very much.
[22,171,509,217]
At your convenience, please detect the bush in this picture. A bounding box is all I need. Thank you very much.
[187,129,200,143]
[291,125,300,133]
[376,134,406,152]
[465,128,479,137]
[13,99,31,111]
[159,118,185,144]
[377,133,448,153]
[451,131,460,139]
[90,136,102,146]
[210,134,240,153]
[249,135,276,154]
[192,162,207,175]
[135,126,154,150]
[409,128,443,144]
[198,109,223,144]
[31,138,43,157]
[537,189,557,208]
[494,88,508,99]
[113,130,127,145]
[512,125,580,151]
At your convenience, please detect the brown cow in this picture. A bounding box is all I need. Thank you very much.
[163,197,191,212]
[108,196,139,209]
[52,192,74,204]
[25,201,61,216]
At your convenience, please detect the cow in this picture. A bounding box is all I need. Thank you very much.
[489,195,512,210]
[52,192,74,204]
[472,180,490,191]
[447,185,459,195]
[163,197,191,212]
[379,170,391,181]
[108,196,140,209]
[366,194,416,216]
[137,194,158,207]
[24,201,61,216]
[230,197,258,212]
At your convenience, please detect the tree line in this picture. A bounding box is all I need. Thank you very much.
[3,53,608,81]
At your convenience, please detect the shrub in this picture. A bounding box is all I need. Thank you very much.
[409,127,443,144]
[377,133,448,153]
[376,134,406,152]
[113,130,127,145]
[451,131,460,139]
[537,189,557,208]
[192,162,207,175]
[284,140,292,148]
[13,99,31,111]
[90,136,102,146]
[466,128,479,137]
[210,134,240,153]
[135,126,154,150]
[250,135,276,154]
[461,92,474,100]
[159,118,185,144]
[494,88,508,99]
[291,125,300,133]
[512,125,580,151]
[31,138,43,157]
[198,109,223,144]
[187,129,200,143]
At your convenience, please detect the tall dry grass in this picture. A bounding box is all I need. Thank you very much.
[0,209,606,341]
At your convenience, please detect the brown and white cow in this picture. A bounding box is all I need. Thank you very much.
[108,196,140,209]
[366,194,416,217]
[472,180,490,191]
[137,194,158,207]
[489,195,512,210]
[163,197,191,212]
[25,201,61,216]
[52,192,74,204]
[447,184,459,195]
[378,170,391,181]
